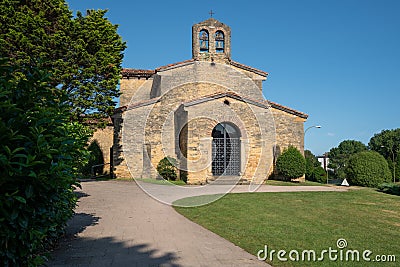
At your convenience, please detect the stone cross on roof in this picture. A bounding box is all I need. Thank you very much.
[209,10,215,18]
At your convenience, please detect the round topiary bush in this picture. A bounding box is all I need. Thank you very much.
[157,157,178,181]
[345,151,391,187]
[276,146,306,180]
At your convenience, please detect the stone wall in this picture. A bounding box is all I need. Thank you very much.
[230,65,265,91]
[157,61,265,100]
[115,62,306,183]
[119,77,276,184]
[192,18,231,63]
[271,107,305,181]
[183,98,275,184]
[119,78,152,107]
[113,104,156,179]
[272,107,305,154]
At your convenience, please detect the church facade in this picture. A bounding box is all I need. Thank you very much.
[111,18,308,184]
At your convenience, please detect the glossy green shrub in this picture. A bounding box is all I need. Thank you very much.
[276,146,306,180]
[345,151,391,187]
[0,60,91,266]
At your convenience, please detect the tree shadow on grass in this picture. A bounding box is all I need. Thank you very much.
[46,213,179,266]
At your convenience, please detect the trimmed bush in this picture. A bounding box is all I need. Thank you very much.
[157,157,178,181]
[276,146,306,180]
[378,183,400,196]
[345,151,391,187]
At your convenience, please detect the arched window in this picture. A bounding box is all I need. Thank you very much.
[215,31,225,53]
[199,30,209,53]
[212,122,241,176]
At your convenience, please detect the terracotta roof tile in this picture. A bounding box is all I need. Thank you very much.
[267,100,308,119]
[115,92,307,119]
[126,97,160,110]
[155,59,196,72]
[183,91,308,118]
[114,106,127,113]
[183,91,270,109]
[230,60,268,77]
[81,116,113,125]
[121,68,155,78]
[123,59,267,79]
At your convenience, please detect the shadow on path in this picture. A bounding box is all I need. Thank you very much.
[63,212,100,239]
[47,212,179,266]
[48,235,179,266]
[74,191,90,199]
[48,236,179,266]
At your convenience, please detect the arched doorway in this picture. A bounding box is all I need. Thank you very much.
[212,122,241,176]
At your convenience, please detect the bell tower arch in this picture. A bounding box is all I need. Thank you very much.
[192,18,231,63]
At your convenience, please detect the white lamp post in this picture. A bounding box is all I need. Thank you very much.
[305,125,321,134]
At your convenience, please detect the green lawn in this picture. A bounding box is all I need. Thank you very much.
[133,178,187,186]
[265,180,325,186]
[174,189,400,267]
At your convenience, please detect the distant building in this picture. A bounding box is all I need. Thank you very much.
[317,154,330,171]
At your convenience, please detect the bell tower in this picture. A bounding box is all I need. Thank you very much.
[192,18,231,63]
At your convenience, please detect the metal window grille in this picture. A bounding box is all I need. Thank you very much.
[212,138,240,176]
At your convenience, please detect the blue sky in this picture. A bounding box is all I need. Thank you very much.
[67,0,400,156]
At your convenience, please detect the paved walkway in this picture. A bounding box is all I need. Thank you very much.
[48,180,346,267]
[135,180,346,206]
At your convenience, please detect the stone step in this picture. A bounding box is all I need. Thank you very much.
[208,176,250,185]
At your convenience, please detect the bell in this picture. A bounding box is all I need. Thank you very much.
[200,32,208,40]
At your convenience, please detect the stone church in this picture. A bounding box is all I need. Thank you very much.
[110,18,308,184]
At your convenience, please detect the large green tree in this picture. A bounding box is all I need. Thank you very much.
[0,0,126,122]
[369,128,400,182]
[304,150,321,180]
[328,140,367,179]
